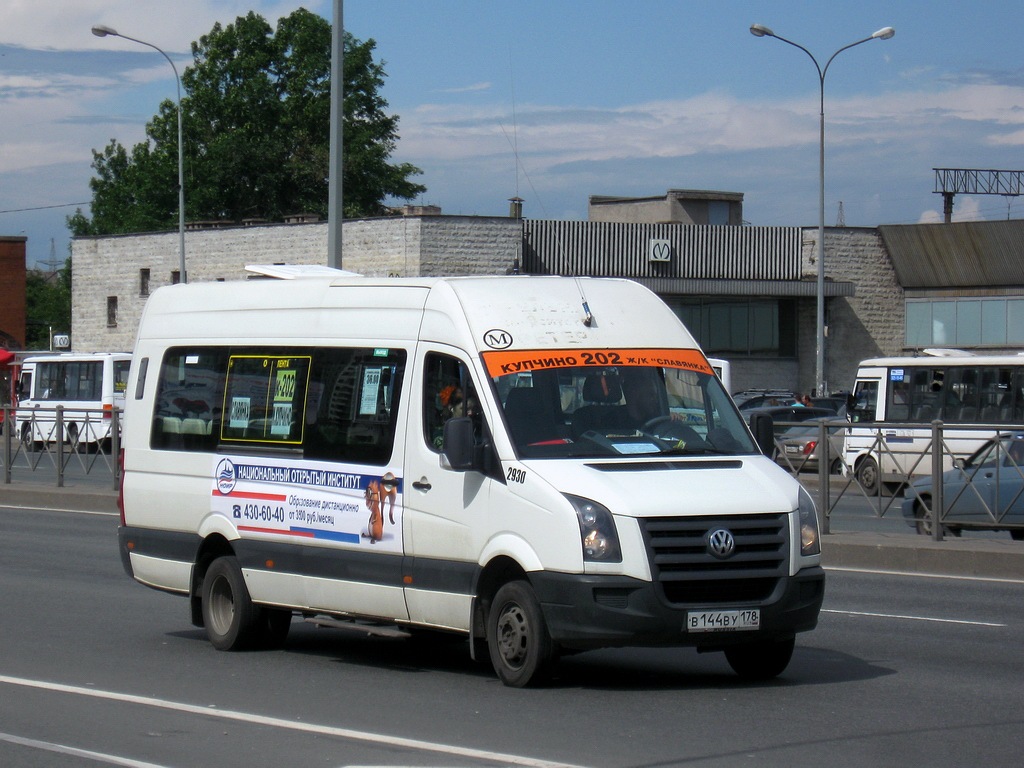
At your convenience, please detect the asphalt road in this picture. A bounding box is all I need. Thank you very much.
[2,500,1023,768]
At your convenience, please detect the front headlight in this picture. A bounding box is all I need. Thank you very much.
[798,486,821,556]
[565,494,622,563]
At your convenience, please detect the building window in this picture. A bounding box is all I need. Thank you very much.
[140,268,150,296]
[906,297,1024,349]
[666,298,796,358]
[107,296,118,328]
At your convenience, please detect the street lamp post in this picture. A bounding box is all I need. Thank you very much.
[92,24,187,283]
[750,23,894,396]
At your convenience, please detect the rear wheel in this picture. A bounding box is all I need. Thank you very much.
[201,556,260,650]
[260,608,292,649]
[724,637,795,680]
[487,580,556,687]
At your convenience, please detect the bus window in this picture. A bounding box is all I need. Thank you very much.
[850,380,878,423]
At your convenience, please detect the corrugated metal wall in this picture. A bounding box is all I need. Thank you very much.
[522,221,802,280]
[879,220,1024,289]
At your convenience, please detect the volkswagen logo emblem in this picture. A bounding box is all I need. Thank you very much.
[706,528,736,559]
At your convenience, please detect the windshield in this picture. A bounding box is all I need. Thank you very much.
[484,348,757,459]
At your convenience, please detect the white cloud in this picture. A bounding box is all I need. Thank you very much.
[1,1,328,52]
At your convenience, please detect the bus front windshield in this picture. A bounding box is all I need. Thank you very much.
[486,349,756,459]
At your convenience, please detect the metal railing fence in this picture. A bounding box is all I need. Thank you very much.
[774,418,1024,541]
[2,406,121,490]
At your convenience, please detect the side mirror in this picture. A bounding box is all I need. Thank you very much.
[749,411,776,457]
[442,417,476,471]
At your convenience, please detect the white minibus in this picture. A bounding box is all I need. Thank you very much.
[17,352,131,448]
[846,352,1024,492]
[118,274,823,687]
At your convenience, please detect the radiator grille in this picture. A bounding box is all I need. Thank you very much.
[640,513,789,605]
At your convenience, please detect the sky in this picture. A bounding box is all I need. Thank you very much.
[2,1,1023,269]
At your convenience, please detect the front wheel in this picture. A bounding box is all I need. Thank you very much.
[724,637,795,680]
[913,501,953,537]
[487,581,556,687]
[855,457,880,495]
[20,422,35,452]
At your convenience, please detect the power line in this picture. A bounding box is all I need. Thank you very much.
[0,202,90,215]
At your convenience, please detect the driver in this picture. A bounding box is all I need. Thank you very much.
[619,369,663,426]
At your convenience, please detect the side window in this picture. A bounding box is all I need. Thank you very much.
[850,380,878,423]
[221,354,311,444]
[304,348,406,465]
[423,352,481,452]
[152,346,407,464]
[152,349,227,451]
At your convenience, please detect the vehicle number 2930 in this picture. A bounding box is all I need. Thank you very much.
[686,609,760,633]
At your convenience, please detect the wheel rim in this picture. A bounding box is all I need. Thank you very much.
[207,574,235,637]
[858,461,877,490]
[495,601,530,670]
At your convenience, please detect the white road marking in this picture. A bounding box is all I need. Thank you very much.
[825,564,1024,585]
[0,675,583,768]
[0,730,169,767]
[2,504,117,517]
[822,608,1006,627]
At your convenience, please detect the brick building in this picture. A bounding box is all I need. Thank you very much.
[0,236,27,350]
[69,205,1024,396]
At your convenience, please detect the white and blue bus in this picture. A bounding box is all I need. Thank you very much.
[846,352,1024,492]
[17,352,131,448]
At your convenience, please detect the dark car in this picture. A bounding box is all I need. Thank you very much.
[774,417,846,474]
[745,405,837,459]
[735,390,797,410]
[902,432,1024,539]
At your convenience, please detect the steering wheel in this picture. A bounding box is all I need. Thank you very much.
[641,416,699,443]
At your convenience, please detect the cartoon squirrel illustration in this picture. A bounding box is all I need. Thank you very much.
[363,472,398,543]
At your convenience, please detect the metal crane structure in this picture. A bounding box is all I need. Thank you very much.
[933,168,1024,223]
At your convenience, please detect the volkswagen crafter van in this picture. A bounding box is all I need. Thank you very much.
[118,274,823,687]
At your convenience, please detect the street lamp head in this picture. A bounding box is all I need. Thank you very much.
[749,23,775,38]
[91,25,119,38]
[872,26,896,40]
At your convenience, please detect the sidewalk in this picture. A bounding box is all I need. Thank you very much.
[4,478,1024,581]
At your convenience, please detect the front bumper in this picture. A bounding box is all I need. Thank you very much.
[530,566,825,651]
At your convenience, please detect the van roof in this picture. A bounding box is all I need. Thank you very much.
[138,275,701,354]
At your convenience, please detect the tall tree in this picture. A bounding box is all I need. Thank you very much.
[70,9,424,236]
[24,260,72,349]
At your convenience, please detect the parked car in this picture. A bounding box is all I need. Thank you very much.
[774,417,846,474]
[735,390,797,410]
[902,432,1024,539]
[745,405,836,428]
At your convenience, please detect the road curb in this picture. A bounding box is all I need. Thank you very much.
[822,531,1024,580]
[2,484,118,514]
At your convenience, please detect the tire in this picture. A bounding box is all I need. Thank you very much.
[487,581,556,688]
[914,501,953,538]
[20,422,34,452]
[855,457,880,495]
[914,501,934,536]
[259,608,292,649]
[201,556,260,650]
[1010,530,1024,541]
[724,637,795,680]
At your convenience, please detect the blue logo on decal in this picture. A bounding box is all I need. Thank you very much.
[216,458,236,495]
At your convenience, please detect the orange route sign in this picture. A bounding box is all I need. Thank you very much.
[482,348,714,378]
